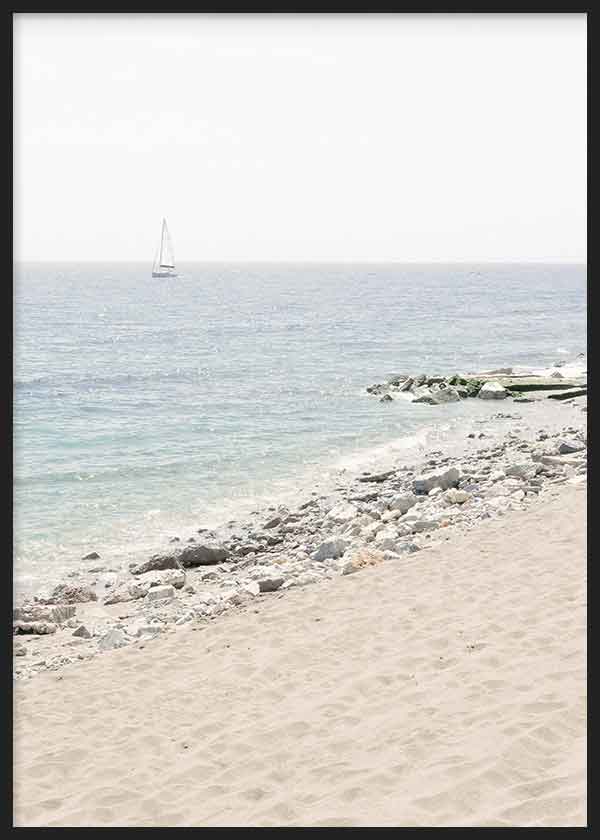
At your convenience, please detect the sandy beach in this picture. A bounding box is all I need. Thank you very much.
[13,12,587,829]
[13,480,586,827]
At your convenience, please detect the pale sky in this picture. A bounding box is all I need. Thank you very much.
[13,13,587,262]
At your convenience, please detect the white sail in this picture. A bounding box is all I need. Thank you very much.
[152,218,177,277]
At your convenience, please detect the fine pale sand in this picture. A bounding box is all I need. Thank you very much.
[13,484,587,827]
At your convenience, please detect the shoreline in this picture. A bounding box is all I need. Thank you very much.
[13,357,587,599]
[13,367,587,682]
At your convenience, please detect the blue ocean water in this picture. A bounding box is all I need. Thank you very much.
[13,263,586,594]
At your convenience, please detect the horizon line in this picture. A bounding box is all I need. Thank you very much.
[14,258,587,266]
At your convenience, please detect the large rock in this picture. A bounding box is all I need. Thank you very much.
[412,387,438,405]
[104,580,150,605]
[130,554,182,575]
[413,466,460,495]
[145,585,176,603]
[388,492,417,514]
[176,544,231,568]
[256,574,285,593]
[13,604,76,624]
[98,629,128,651]
[557,437,586,454]
[374,527,401,552]
[505,463,536,480]
[312,538,349,562]
[432,386,461,404]
[13,620,57,635]
[478,381,508,400]
[48,583,98,604]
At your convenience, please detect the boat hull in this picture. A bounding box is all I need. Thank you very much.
[151,272,178,278]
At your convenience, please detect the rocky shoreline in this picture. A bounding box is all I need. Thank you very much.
[13,361,587,682]
[366,357,587,406]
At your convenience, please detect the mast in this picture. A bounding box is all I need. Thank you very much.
[160,218,175,269]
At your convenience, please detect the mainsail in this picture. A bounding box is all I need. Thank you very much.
[152,218,177,277]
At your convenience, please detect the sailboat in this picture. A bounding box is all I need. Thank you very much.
[152,218,177,278]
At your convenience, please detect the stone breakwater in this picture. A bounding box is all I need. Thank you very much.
[13,390,587,681]
[367,362,587,406]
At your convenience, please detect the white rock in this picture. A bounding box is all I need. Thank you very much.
[324,502,358,525]
[489,470,507,482]
[137,568,186,590]
[478,381,508,400]
[428,487,443,497]
[243,582,261,596]
[145,585,176,603]
[381,508,403,523]
[257,576,284,593]
[361,521,384,541]
[443,488,471,505]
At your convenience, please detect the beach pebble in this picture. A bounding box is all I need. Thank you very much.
[72,625,92,639]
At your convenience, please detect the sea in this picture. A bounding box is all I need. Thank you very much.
[13,262,586,597]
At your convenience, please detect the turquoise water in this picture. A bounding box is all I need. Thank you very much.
[13,262,586,592]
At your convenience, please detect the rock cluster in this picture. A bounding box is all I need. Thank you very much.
[367,367,587,407]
